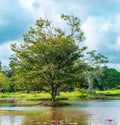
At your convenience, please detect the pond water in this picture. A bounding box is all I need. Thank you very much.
[0,100,120,125]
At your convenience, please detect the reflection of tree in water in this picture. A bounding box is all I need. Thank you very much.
[51,107,88,125]
[22,108,88,125]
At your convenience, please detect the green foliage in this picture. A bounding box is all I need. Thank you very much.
[101,67,120,89]
[96,90,120,100]
[86,50,108,67]
[91,67,120,90]
[2,66,13,78]
[0,71,10,92]
[10,14,86,102]
[85,50,109,92]
[56,96,68,100]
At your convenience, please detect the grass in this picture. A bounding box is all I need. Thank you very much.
[0,90,88,102]
[0,92,51,101]
[96,90,120,97]
[97,90,120,95]
[59,91,88,99]
[0,89,120,103]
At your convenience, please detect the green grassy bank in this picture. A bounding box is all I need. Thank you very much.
[0,89,120,102]
[0,91,85,101]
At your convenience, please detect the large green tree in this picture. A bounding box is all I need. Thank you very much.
[10,14,86,103]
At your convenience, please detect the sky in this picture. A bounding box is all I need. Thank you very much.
[1,0,120,70]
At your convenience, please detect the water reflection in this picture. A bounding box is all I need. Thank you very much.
[0,115,23,125]
[22,108,88,125]
[1,100,120,125]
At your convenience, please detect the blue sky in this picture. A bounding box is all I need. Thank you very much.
[1,0,120,70]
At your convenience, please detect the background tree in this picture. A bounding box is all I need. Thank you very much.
[10,14,86,103]
[0,71,10,92]
[85,50,108,93]
[2,66,13,78]
[0,62,10,92]
[2,66,14,92]
[99,67,120,90]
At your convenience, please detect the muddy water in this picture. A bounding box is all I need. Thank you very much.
[0,100,120,125]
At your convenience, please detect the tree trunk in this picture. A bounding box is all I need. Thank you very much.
[51,86,57,104]
[88,73,93,93]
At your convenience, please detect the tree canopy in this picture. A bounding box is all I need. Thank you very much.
[10,14,87,102]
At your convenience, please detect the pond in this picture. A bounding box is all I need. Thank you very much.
[0,100,120,125]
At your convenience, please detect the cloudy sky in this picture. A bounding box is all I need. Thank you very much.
[1,0,120,70]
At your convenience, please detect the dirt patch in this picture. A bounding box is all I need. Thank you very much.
[38,101,70,107]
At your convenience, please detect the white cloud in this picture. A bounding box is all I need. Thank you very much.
[82,16,113,51]
[19,0,36,17]
[111,36,120,50]
[0,42,12,66]
[81,15,120,71]
[19,0,57,18]
[107,63,120,71]
[81,15,120,52]
[19,0,94,26]
[19,0,65,28]
[0,40,22,66]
